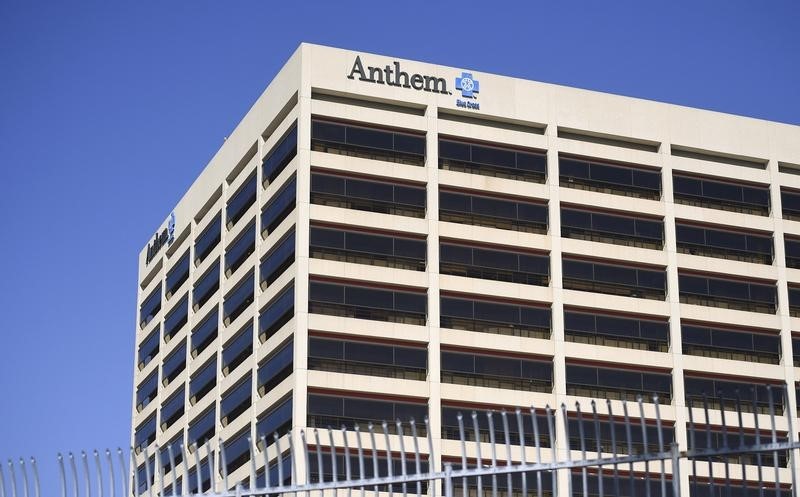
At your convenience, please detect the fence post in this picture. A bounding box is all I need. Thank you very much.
[444,463,453,497]
[671,442,681,497]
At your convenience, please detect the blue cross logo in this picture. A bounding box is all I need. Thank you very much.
[167,212,176,243]
[456,72,480,98]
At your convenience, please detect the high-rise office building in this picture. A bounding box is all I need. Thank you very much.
[132,43,800,496]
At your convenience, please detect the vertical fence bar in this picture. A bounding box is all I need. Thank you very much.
[621,402,634,497]
[29,459,39,497]
[545,406,556,497]
[515,409,527,497]
[573,402,587,497]
[767,386,780,497]
[590,401,603,497]
[396,421,408,497]
[18,460,28,497]
[470,413,482,497]
[443,464,453,497]
[382,421,393,497]
[368,424,379,497]
[456,414,467,497]
[605,401,620,497]
[486,412,497,497]
[718,392,731,497]
[410,419,422,497]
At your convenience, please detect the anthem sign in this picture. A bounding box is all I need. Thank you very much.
[347,56,449,94]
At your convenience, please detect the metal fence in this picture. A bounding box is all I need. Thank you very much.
[3,388,799,497]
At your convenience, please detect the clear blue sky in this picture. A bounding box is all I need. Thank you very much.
[0,0,798,488]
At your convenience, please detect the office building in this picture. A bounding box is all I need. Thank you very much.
[132,43,800,496]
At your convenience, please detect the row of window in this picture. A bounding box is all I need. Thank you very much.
[311,118,800,224]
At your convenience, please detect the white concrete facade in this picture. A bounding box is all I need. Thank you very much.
[131,43,800,495]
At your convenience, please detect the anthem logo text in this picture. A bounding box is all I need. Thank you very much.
[347,56,449,94]
[145,212,176,264]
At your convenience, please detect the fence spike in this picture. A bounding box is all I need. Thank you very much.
[8,459,18,497]
[544,405,556,496]
[341,425,351,497]
[620,401,634,497]
[781,384,798,497]
[702,392,715,495]
[18,459,28,497]
[574,402,587,497]
[652,394,666,497]
[529,406,543,497]
[767,385,780,497]
[500,411,512,497]
[154,446,164,497]
[636,396,651,497]
[313,429,324,497]
[561,403,573,497]
[381,421,393,497]
[273,433,282,491]
[470,412,482,497]
[367,424,378,497]
[717,392,732,497]
[58,454,67,497]
[396,420,408,497]
[204,440,214,494]
[485,412,497,497]
[92,451,103,497]
[288,428,298,487]
[734,391,747,497]
[192,444,201,495]
[247,438,256,493]
[116,449,128,497]
[29,458,39,497]
[456,413,466,497]
[354,425,364,497]
[69,453,79,497]
[165,444,176,495]
[179,444,190,497]
[425,416,435,497]
[300,430,310,493]
[142,447,152,497]
[606,400,620,497]
[328,428,338,486]
[218,438,228,492]
[410,419,422,497]
[514,409,527,497]
[590,400,603,497]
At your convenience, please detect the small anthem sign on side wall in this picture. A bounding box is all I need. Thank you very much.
[145,212,176,265]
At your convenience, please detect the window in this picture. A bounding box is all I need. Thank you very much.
[225,222,255,276]
[188,408,215,447]
[561,207,663,250]
[162,341,186,386]
[565,364,671,403]
[227,174,257,229]
[562,258,666,300]
[261,230,295,286]
[311,172,426,218]
[308,337,426,381]
[441,406,551,447]
[136,372,158,411]
[673,174,770,216]
[257,340,293,396]
[790,286,800,317]
[794,337,800,367]
[684,375,784,414]
[159,435,183,474]
[223,272,254,325]
[688,424,788,467]
[139,285,162,328]
[308,394,427,435]
[441,350,552,393]
[166,251,190,298]
[440,243,550,286]
[689,479,790,497]
[678,273,776,314]
[163,294,188,341]
[309,280,427,325]
[160,386,184,431]
[191,309,218,358]
[682,323,780,364]
[310,227,426,271]
[564,310,669,352]
[675,222,772,264]
[137,328,159,370]
[223,429,251,474]
[263,125,297,184]
[785,238,800,269]
[559,156,661,199]
[256,397,292,443]
[781,189,800,221]
[221,374,252,426]
[440,190,548,234]
[439,138,546,183]
[187,459,212,494]
[440,295,551,339]
[259,283,294,342]
[567,416,674,455]
[573,473,673,497]
[194,213,221,265]
[222,323,253,376]
[134,415,156,453]
[135,458,155,494]
[192,261,219,310]
[262,177,296,235]
[189,358,216,404]
[308,453,429,493]
[312,119,425,166]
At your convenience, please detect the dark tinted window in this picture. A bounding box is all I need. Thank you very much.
[679,273,776,313]
[191,309,218,357]
[227,174,257,228]
[134,416,156,452]
[189,358,217,404]
[311,173,426,217]
[163,295,188,341]
[225,222,255,275]
[194,214,221,265]
[674,174,770,215]
[257,397,293,440]
[675,222,773,264]
[684,375,783,413]
[136,373,158,411]
[188,408,215,446]
[441,296,551,338]
[308,394,427,430]
[309,281,427,323]
[262,177,296,235]
[562,258,666,299]
[166,252,190,298]
[263,125,297,184]
[560,156,661,199]
[439,138,546,182]
[259,284,294,341]
[682,323,780,363]
[312,120,425,165]
[221,375,252,425]
[258,341,293,395]
[160,387,184,431]
[566,364,671,401]
[440,191,548,233]
[193,261,220,309]
[223,272,254,324]
[561,207,663,249]
[564,310,669,351]
[162,341,187,386]
[260,230,295,285]
[222,324,253,375]
[139,285,162,328]
[440,243,550,286]
[137,329,159,369]
[310,227,426,270]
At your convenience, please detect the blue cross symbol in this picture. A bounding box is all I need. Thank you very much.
[456,72,480,98]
